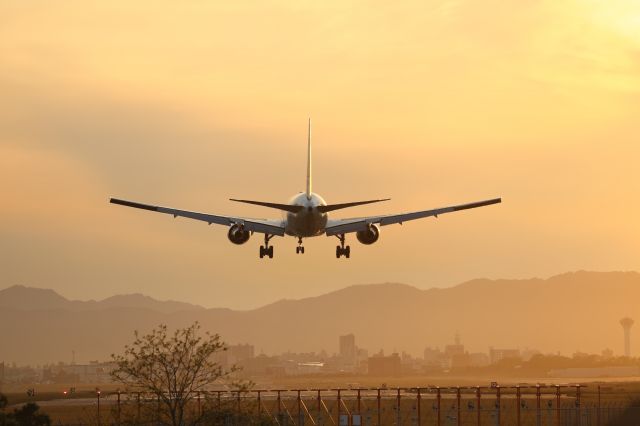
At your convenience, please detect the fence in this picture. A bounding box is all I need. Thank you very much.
[48,385,640,426]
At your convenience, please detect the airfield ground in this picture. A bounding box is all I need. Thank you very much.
[3,375,640,425]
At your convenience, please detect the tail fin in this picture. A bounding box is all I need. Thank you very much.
[306,118,312,200]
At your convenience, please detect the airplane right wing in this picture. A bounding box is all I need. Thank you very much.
[325,198,501,236]
[110,198,286,236]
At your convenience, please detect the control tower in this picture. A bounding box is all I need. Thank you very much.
[620,317,634,357]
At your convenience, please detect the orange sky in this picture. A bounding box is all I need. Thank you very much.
[1,0,639,309]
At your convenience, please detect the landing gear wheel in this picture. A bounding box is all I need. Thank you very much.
[300,247,304,254]
[335,234,350,259]
[260,234,275,259]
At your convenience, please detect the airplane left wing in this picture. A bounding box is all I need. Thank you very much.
[325,198,501,236]
[110,198,286,236]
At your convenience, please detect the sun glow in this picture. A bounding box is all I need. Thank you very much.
[1,0,640,308]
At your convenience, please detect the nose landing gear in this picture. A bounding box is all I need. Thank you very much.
[335,234,350,258]
[296,238,305,254]
[259,234,274,259]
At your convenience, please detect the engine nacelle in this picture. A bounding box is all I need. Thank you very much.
[227,224,251,245]
[356,224,380,245]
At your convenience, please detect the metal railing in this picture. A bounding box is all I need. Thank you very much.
[33,384,640,426]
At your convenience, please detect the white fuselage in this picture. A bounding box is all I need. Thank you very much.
[284,192,328,237]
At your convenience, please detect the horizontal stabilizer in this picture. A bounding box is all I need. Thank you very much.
[230,199,304,213]
[317,199,390,213]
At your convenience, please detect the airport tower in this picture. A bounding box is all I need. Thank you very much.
[620,317,634,357]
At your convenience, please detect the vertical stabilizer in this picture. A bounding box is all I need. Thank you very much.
[306,118,312,199]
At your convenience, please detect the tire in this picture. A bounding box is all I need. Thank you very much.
[301,247,304,254]
[259,246,265,258]
[296,247,299,254]
[336,246,341,258]
[345,246,351,258]
[268,246,274,258]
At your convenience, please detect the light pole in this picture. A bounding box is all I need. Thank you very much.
[96,388,101,426]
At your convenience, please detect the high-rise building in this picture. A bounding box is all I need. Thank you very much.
[423,347,442,363]
[339,334,356,360]
[489,347,521,364]
[620,317,634,357]
[444,333,465,357]
[368,353,401,376]
[214,344,255,367]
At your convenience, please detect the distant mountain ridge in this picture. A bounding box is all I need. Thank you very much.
[0,285,204,313]
[1,271,639,365]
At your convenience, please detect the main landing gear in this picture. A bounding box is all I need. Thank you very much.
[259,234,274,259]
[296,237,305,254]
[335,234,350,259]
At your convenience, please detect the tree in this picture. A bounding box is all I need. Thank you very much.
[111,322,239,426]
[0,393,8,426]
[9,403,50,426]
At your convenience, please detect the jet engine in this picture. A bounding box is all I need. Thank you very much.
[356,224,380,245]
[227,224,251,245]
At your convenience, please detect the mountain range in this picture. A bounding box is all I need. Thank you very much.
[0,285,203,313]
[1,271,638,365]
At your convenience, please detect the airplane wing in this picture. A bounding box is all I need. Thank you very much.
[110,198,286,236]
[325,198,501,236]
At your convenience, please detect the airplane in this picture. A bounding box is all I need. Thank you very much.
[110,120,501,259]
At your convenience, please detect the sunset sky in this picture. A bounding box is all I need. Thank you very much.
[1,0,639,309]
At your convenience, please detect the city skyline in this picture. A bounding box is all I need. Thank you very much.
[2,330,636,380]
[1,271,638,364]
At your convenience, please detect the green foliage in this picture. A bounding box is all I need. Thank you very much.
[0,393,7,426]
[3,403,51,426]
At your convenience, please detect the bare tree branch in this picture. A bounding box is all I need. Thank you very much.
[111,322,240,426]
